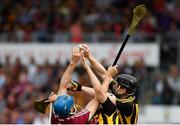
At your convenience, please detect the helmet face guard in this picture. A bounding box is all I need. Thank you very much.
[53,95,76,117]
[110,74,137,98]
[109,80,122,98]
[69,105,77,115]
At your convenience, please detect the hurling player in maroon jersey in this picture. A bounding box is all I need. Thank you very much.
[45,46,99,124]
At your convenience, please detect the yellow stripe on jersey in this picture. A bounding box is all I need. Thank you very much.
[135,104,138,124]
[115,113,119,125]
[118,103,138,124]
[124,104,134,123]
[98,110,119,124]
[98,113,103,124]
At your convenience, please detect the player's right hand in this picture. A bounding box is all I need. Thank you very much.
[106,65,118,77]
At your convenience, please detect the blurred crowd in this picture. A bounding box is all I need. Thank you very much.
[0,55,180,123]
[0,0,179,42]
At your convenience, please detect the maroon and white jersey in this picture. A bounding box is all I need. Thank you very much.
[51,109,90,124]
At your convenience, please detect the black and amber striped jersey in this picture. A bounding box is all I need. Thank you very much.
[89,95,138,124]
[96,97,119,124]
[116,96,138,124]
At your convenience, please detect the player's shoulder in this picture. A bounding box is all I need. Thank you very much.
[106,92,116,104]
[74,108,90,117]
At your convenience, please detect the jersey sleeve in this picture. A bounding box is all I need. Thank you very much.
[101,97,117,116]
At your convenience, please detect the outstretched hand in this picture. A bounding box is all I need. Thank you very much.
[71,46,81,64]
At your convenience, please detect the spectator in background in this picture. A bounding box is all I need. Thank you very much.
[33,65,48,90]
[132,59,148,104]
[0,88,6,112]
[33,113,48,124]
[11,110,22,124]
[0,66,6,88]
[152,73,164,104]
[161,78,174,105]
[172,0,180,29]
[113,21,123,40]
[34,20,49,42]
[27,57,37,83]
[70,19,83,43]
[152,0,166,14]
[166,65,180,104]
[0,107,11,123]
[138,12,156,40]
[155,10,172,33]
[6,93,17,111]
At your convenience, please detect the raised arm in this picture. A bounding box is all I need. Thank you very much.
[81,86,95,97]
[58,46,81,95]
[81,55,117,103]
[79,44,107,80]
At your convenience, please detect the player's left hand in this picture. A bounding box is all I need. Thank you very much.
[67,81,82,92]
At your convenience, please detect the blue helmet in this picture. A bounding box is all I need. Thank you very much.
[53,95,75,117]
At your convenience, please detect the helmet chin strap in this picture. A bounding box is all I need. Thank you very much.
[69,105,77,115]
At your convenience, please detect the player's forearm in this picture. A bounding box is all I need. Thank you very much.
[101,74,112,93]
[86,66,103,93]
[61,62,76,84]
[81,86,95,97]
[85,66,107,103]
[58,62,77,94]
[88,54,107,80]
